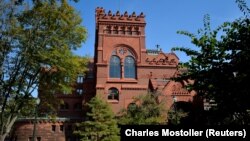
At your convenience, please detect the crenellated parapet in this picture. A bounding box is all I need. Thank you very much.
[96,7,145,23]
[95,7,145,36]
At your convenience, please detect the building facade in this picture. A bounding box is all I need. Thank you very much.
[94,7,196,113]
[11,8,196,141]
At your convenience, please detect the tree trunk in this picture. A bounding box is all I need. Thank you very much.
[0,116,17,141]
[0,133,8,141]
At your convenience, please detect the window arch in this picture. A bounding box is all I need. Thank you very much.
[109,56,121,78]
[124,56,136,78]
[127,103,137,111]
[108,88,119,100]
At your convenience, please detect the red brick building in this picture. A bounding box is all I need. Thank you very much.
[11,8,196,141]
[94,7,196,113]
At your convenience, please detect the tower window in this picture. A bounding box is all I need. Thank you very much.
[124,56,136,78]
[60,125,64,132]
[108,88,119,101]
[109,56,121,78]
[37,137,41,141]
[109,48,137,79]
[52,125,56,132]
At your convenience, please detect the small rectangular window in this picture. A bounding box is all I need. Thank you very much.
[37,137,41,141]
[60,125,64,132]
[77,74,84,83]
[64,76,70,83]
[76,89,83,95]
[52,125,56,132]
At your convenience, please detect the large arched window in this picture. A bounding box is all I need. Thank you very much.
[108,88,119,100]
[109,56,121,78]
[124,56,136,78]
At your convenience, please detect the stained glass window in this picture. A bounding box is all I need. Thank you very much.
[124,56,136,78]
[109,56,121,78]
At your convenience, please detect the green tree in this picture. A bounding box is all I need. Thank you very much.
[167,109,188,125]
[117,93,167,125]
[74,96,120,141]
[0,0,87,140]
[172,0,250,125]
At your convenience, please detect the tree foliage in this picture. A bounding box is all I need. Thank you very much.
[172,0,250,125]
[117,93,167,125]
[74,96,120,141]
[167,109,188,125]
[0,0,87,140]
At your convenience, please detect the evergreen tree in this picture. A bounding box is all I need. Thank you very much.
[74,96,120,141]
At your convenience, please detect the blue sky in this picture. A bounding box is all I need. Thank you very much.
[70,0,248,62]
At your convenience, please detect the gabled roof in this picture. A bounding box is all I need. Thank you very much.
[149,78,170,91]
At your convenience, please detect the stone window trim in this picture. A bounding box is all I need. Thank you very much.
[106,78,138,83]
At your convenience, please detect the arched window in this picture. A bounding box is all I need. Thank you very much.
[109,56,121,78]
[127,103,137,111]
[124,56,136,78]
[108,88,119,100]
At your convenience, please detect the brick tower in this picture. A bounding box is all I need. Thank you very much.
[94,7,194,113]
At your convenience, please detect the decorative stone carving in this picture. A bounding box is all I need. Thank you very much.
[118,48,127,55]
[145,55,177,65]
